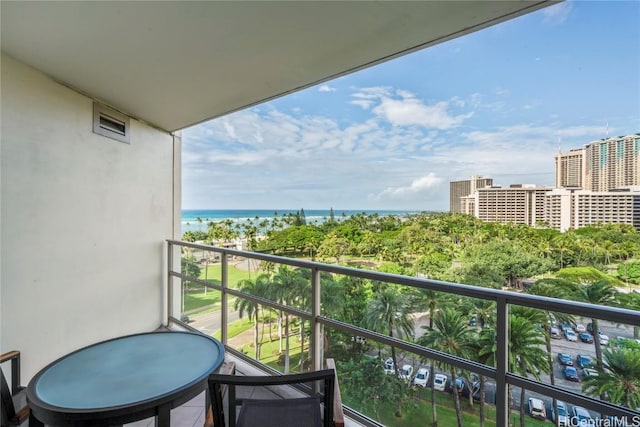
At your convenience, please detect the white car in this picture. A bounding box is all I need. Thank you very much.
[565,329,578,342]
[528,397,546,420]
[599,333,609,346]
[383,357,395,375]
[433,373,448,391]
[575,323,586,333]
[413,367,430,388]
[399,365,413,382]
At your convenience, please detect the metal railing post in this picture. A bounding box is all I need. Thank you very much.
[167,241,173,325]
[311,267,322,371]
[221,251,228,346]
[495,297,509,427]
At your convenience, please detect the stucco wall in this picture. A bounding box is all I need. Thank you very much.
[1,54,177,380]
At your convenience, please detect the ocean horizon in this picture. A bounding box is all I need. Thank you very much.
[181,208,424,234]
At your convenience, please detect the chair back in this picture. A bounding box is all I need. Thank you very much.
[1,367,17,427]
[1,351,28,427]
[208,368,335,427]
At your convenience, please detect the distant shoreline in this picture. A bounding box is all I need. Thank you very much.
[181,208,431,235]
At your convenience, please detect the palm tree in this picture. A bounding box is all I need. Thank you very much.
[509,315,548,427]
[525,280,576,427]
[363,285,414,418]
[418,307,475,427]
[582,346,640,409]
[475,326,498,427]
[271,266,306,373]
[575,280,618,371]
[412,288,443,427]
[234,274,270,360]
[363,286,414,373]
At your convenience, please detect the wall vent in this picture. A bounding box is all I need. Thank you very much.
[93,103,130,144]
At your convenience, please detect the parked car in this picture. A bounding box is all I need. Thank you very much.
[579,332,594,343]
[550,326,562,339]
[449,377,468,396]
[575,323,586,333]
[433,373,448,391]
[576,354,592,369]
[527,397,547,420]
[469,315,477,327]
[571,406,595,426]
[383,357,395,375]
[599,333,609,346]
[399,365,413,382]
[564,329,578,342]
[587,323,602,334]
[550,400,569,426]
[412,367,429,388]
[563,366,580,382]
[582,368,599,378]
[557,353,573,366]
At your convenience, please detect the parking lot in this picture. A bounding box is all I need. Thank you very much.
[395,316,639,424]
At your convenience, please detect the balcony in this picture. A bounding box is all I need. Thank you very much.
[167,240,640,427]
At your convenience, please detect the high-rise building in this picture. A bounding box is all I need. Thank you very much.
[545,187,640,232]
[555,148,585,188]
[451,133,640,231]
[449,175,493,213]
[465,185,552,226]
[584,134,640,191]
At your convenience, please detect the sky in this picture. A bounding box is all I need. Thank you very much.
[182,1,640,212]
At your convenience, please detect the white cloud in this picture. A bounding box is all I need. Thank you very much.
[351,88,473,130]
[182,87,608,211]
[372,173,443,200]
[541,2,573,25]
[318,84,337,92]
[350,99,374,109]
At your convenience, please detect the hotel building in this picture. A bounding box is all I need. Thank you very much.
[555,148,585,188]
[584,135,640,192]
[449,175,493,213]
[454,133,640,232]
[462,185,552,226]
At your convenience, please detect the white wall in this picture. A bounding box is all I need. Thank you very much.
[1,54,177,380]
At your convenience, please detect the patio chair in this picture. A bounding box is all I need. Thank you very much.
[1,351,29,427]
[208,361,342,427]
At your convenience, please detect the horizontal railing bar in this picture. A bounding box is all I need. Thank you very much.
[169,240,640,326]
[320,316,496,379]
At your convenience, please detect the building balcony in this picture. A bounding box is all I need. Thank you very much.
[166,240,640,427]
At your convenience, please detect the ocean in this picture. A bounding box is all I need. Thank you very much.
[181,209,418,235]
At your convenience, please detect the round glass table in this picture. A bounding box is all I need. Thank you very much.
[27,331,224,426]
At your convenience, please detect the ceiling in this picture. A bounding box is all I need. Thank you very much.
[1,1,556,133]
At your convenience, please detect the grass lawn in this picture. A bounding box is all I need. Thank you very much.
[212,317,253,340]
[198,263,256,288]
[182,263,255,313]
[183,286,220,312]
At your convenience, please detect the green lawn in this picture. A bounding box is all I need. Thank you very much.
[198,263,256,288]
[182,263,256,313]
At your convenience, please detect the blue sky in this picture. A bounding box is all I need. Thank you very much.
[182,1,640,211]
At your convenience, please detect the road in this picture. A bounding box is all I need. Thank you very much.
[188,308,241,335]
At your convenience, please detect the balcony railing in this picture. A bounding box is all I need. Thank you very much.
[166,239,640,427]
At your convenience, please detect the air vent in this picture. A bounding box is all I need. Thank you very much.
[93,103,130,143]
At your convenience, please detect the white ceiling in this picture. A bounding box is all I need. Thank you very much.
[1,1,556,133]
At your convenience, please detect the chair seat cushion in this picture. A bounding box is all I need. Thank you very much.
[236,397,322,427]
